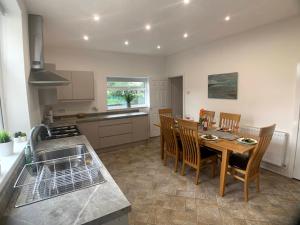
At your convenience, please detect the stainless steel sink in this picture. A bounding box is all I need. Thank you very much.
[37,144,88,161]
[14,144,106,207]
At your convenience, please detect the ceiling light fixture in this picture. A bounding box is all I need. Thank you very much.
[93,14,100,21]
[145,24,151,31]
[83,35,89,41]
[157,45,161,49]
[183,32,189,38]
[124,40,129,46]
[183,0,190,5]
[224,15,231,21]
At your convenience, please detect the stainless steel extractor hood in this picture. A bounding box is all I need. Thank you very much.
[28,14,70,86]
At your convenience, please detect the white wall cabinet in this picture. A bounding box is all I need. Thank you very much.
[57,70,73,100]
[78,115,149,150]
[57,70,94,101]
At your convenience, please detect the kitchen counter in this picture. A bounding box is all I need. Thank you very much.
[1,136,131,225]
[49,111,149,127]
[76,111,148,123]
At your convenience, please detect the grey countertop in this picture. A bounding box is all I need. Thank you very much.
[2,136,131,225]
[76,111,148,123]
[50,111,149,127]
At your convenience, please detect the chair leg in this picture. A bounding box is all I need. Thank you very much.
[195,167,200,185]
[256,173,260,193]
[244,178,249,202]
[231,168,236,177]
[181,162,186,176]
[174,156,178,172]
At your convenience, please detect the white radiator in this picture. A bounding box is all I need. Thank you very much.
[239,126,289,167]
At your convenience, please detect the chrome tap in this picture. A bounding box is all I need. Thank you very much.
[29,124,52,162]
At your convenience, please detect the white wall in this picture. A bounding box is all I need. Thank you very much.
[44,47,166,115]
[18,0,41,127]
[294,64,300,180]
[165,16,300,177]
[0,0,33,134]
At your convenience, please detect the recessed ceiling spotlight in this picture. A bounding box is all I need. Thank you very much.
[183,32,189,38]
[83,35,89,41]
[157,45,161,49]
[93,14,100,21]
[124,40,129,46]
[145,24,151,31]
[224,15,231,21]
[183,0,190,5]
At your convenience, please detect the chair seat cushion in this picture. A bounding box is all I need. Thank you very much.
[229,153,249,170]
[200,147,217,159]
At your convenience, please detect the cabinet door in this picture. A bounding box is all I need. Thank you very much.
[78,122,99,149]
[57,70,73,100]
[72,71,94,100]
[132,116,149,142]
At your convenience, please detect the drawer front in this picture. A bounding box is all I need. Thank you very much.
[98,118,131,126]
[98,123,132,137]
[99,133,132,148]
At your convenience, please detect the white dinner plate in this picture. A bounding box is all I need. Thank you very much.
[201,134,218,141]
[237,137,257,145]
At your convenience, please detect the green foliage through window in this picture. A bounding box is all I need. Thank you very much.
[107,78,147,108]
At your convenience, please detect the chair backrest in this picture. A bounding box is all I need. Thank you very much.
[160,115,178,156]
[159,108,173,117]
[203,110,215,127]
[247,124,276,176]
[177,119,201,167]
[219,112,241,131]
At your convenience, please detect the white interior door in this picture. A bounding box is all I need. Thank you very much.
[149,79,168,137]
[169,76,183,118]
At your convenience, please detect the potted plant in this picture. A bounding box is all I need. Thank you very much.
[123,90,137,108]
[0,131,13,157]
[199,108,206,126]
[113,90,137,108]
[14,132,27,143]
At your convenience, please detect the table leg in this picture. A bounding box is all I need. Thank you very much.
[160,133,164,160]
[220,149,230,197]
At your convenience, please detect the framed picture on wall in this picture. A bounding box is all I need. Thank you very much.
[208,72,238,99]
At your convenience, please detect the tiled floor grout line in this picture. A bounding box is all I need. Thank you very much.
[99,138,300,225]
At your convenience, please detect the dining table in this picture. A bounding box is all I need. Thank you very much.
[154,122,257,197]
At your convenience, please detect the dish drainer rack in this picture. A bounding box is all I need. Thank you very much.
[14,152,106,207]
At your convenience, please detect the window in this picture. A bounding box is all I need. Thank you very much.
[106,77,149,110]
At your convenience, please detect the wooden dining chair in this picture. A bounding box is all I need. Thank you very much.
[159,108,173,117]
[177,119,218,184]
[219,112,241,131]
[158,108,173,160]
[227,124,276,201]
[203,110,215,128]
[160,115,181,172]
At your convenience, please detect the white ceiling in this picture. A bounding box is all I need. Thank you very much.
[24,0,300,55]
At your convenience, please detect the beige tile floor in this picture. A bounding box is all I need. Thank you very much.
[98,138,300,225]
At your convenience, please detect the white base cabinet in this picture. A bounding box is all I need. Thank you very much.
[78,115,149,150]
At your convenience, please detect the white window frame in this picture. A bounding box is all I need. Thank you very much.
[0,9,5,130]
[106,77,149,110]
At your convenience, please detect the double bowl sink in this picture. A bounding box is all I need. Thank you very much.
[14,144,106,207]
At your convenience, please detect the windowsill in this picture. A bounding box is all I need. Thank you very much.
[107,105,149,112]
[0,142,26,193]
